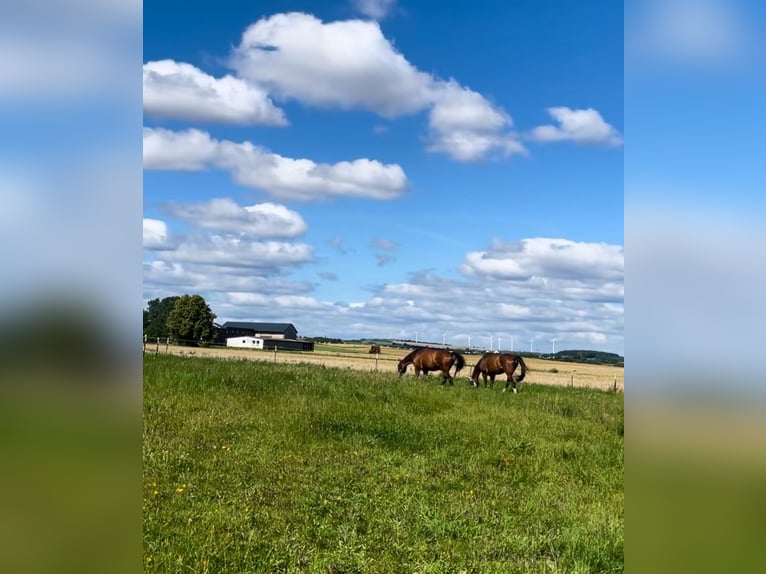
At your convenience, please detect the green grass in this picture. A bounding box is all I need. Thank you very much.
[144,355,623,573]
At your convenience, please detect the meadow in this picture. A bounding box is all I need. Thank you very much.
[144,354,623,573]
[152,342,624,392]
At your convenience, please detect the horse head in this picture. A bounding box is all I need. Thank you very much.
[397,360,407,376]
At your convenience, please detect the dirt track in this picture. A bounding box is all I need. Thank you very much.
[144,342,623,392]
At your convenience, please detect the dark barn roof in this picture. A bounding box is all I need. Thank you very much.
[220,322,296,334]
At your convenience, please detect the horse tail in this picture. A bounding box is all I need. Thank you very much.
[452,351,465,373]
[469,359,482,384]
[513,355,527,383]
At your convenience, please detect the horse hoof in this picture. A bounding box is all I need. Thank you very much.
[513,388,517,394]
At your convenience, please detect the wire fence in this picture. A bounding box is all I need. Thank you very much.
[142,337,623,393]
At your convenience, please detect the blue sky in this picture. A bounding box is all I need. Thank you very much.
[143,0,624,354]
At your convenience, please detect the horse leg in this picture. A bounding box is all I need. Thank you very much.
[504,374,517,393]
[490,373,496,388]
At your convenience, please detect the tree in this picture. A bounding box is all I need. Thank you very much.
[166,294,216,345]
[143,296,180,340]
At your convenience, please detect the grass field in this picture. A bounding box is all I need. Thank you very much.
[150,342,624,392]
[144,354,623,573]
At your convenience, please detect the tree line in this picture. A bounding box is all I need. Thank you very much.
[143,295,216,345]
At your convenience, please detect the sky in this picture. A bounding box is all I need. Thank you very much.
[143,0,624,355]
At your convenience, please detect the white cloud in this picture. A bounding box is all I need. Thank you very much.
[427,81,526,161]
[165,198,307,237]
[143,218,174,250]
[143,127,407,200]
[225,292,270,305]
[229,12,522,162]
[353,0,397,20]
[143,127,219,170]
[498,303,532,318]
[461,237,624,281]
[144,260,315,295]
[143,59,287,125]
[529,107,623,147]
[273,295,327,308]
[231,12,433,117]
[158,234,315,270]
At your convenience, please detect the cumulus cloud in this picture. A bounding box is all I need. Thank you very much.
[143,127,407,200]
[353,0,397,20]
[155,234,315,271]
[172,264,622,354]
[143,260,314,295]
[143,127,219,170]
[230,12,433,116]
[143,59,287,125]
[229,12,522,161]
[461,237,624,281]
[143,218,174,250]
[164,198,307,237]
[427,81,526,161]
[529,107,623,147]
[225,293,329,309]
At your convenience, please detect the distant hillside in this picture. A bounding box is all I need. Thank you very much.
[549,350,624,367]
[304,336,344,344]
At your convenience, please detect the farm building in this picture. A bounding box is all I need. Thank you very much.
[215,321,314,352]
[216,321,298,341]
[226,336,264,349]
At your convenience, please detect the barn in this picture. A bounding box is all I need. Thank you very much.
[215,321,314,352]
[217,321,298,340]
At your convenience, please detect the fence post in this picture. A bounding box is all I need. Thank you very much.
[613,375,618,393]
[155,337,160,355]
[274,347,277,363]
[165,337,169,354]
[570,370,574,388]
[375,355,378,371]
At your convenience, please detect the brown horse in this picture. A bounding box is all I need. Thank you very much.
[397,347,466,385]
[469,352,527,393]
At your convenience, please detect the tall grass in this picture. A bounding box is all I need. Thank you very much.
[144,355,623,573]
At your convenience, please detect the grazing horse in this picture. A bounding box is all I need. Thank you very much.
[469,353,527,393]
[397,347,466,385]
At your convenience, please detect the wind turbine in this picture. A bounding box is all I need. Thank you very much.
[442,331,447,346]
[551,338,556,354]
[530,337,534,353]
